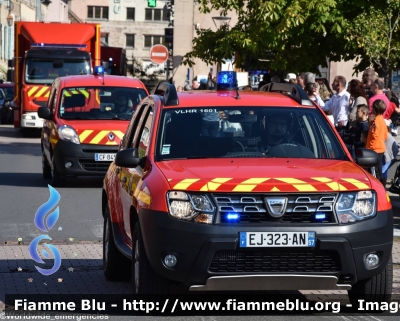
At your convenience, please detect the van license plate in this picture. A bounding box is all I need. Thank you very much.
[239,232,316,248]
[95,154,116,161]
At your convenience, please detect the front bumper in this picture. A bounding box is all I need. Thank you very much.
[21,112,43,128]
[53,139,118,176]
[137,208,393,290]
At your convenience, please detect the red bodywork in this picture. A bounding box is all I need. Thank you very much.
[13,22,101,128]
[104,91,391,248]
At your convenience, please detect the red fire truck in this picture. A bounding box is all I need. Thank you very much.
[10,22,101,136]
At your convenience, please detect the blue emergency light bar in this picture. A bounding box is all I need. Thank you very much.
[217,71,238,90]
[31,43,88,49]
[94,66,104,76]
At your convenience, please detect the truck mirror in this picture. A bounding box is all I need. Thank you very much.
[355,148,379,167]
[7,70,14,82]
[53,60,64,68]
[38,107,52,120]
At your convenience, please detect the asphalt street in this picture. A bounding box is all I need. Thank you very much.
[1,124,400,321]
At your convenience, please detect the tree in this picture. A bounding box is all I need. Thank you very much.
[345,0,400,86]
[182,0,394,76]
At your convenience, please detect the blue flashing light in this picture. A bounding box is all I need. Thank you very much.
[226,213,239,220]
[94,66,104,76]
[217,71,238,90]
[315,213,326,220]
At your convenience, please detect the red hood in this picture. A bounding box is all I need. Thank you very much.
[156,158,371,193]
[60,119,129,145]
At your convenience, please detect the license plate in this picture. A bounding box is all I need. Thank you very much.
[26,122,35,126]
[95,153,116,161]
[239,232,316,248]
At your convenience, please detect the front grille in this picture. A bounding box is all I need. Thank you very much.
[79,159,112,172]
[209,250,341,273]
[214,193,337,223]
[82,149,118,153]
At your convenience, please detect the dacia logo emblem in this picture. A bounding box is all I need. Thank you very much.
[108,132,115,141]
[264,197,288,218]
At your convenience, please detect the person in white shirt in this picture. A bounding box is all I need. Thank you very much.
[321,76,350,135]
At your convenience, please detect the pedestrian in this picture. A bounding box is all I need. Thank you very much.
[382,119,399,184]
[297,72,305,88]
[192,80,200,90]
[177,86,183,92]
[318,82,331,102]
[342,104,369,158]
[362,68,378,99]
[347,79,369,127]
[184,84,192,91]
[321,76,350,136]
[199,79,208,90]
[258,73,271,90]
[369,78,391,116]
[305,83,325,107]
[271,76,280,83]
[303,72,315,85]
[288,79,298,85]
[284,73,297,83]
[366,99,388,186]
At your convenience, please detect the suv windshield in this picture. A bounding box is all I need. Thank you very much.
[25,59,90,84]
[59,86,147,120]
[157,107,347,160]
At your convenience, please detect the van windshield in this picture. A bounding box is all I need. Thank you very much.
[58,86,148,120]
[25,59,91,85]
[156,107,347,160]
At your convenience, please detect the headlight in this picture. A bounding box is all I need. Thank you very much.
[22,114,36,120]
[58,125,80,144]
[335,191,376,223]
[167,191,214,224]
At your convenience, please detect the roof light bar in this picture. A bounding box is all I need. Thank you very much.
[31,43,88,49]
[217,71,238,90]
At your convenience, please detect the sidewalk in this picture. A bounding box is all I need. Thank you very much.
[0,241,400,307]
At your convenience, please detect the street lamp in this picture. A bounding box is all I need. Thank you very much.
[6,13,13,27]
[212,16,231,30]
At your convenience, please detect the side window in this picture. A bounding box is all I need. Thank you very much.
[47,87,56,112]
[122,103,148,150]
[52,89,58,114]
[136,109,154,158]
[131,105,150,149]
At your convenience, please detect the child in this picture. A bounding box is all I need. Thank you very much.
[382,119,399,183]
[366,100,388,186]
[342,104,369,158]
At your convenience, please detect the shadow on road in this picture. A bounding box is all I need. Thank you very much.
[0,172,103,188]
[0,143,41,156]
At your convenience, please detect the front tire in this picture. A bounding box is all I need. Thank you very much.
[103,204,131,281]
[132,222,170,294]
[348,255,393,306]
[51,157,65,187]
[42,151,51,179]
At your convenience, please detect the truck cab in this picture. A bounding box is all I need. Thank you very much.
[21,47,91,131]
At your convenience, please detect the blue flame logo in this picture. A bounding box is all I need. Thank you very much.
[29,185,62,276]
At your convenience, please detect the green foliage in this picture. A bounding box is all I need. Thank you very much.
[345,0,400,82]
[182,0,399,78]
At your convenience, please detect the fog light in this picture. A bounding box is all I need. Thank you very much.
[364,253,379,270]
[65,161,72,168]
[164,254,177,267]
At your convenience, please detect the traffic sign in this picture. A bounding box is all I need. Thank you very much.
[150,44,168,64]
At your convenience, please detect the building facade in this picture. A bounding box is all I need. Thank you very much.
[68,0,170,76]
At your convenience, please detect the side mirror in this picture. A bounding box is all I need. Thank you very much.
[115,148,145,168]
[355,148,379,167]
[38,106,52,120]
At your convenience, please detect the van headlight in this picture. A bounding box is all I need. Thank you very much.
[58,125,80,144]
[167,191,214,224]
[335,191,376,223]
